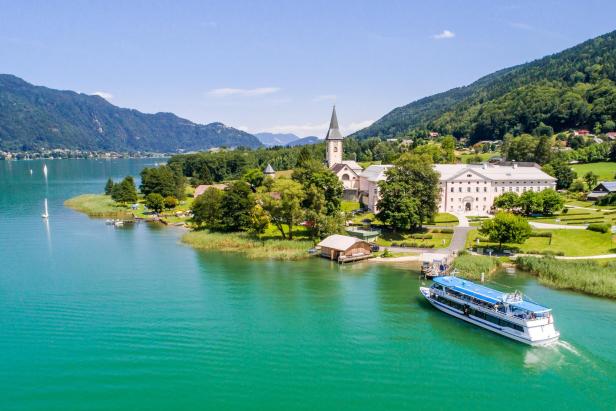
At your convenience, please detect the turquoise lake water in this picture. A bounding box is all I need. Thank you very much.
[0,159,615,410]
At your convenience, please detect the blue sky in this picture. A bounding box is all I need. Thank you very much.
[1,0,616,137]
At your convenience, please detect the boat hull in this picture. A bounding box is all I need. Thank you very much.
[420,287,559,347]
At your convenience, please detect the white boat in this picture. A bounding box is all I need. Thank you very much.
[41,198,49,219]
[420,276,559,346]
[113,220,124,227]
[43,164,48,178]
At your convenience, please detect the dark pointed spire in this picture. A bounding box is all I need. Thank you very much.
[325,105,343,140]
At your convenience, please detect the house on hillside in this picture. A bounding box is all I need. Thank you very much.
[587,182,616,201]
[574,129,591,136]
[194,184,228,198]
[317,234,373,262]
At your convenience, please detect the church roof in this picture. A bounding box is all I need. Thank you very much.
[325,106,343,140]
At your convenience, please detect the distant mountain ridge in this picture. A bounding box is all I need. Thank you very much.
[353,29,616,142]
[0,74,261,152]
[254,132,320,147]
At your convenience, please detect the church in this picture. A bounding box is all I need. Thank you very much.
[324,107,557,215]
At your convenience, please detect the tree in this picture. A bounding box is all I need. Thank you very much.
[539,189,564,215]
[292,160,343,215]
[164,196,178,209]
[242,168,265,191]
[534,135,552,165]
[140,165,186,199]
[145,193,165,214]
[376,153,439,230]
[506,134,538,162]
[478,212,532,249]
[584,171,598,190]
[249,204,270,236]
[518,190,543,216]
[569,179,587,192]
[550,162,577,190]
[111,176,138,204]
[441,136,456,163]
[191,187,224,229]
[493,192,520,212]
[220,181,255,232]
[104,178,114,195]
[259,179,305,239]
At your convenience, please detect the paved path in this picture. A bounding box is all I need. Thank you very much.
[529,221,588,230]
[555,254,616,260]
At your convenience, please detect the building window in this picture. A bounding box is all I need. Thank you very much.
[451,187,454,193]
[467,174,472,177]
[333,147,338,152]
[459,188,462,193]
[467,187,471,192]
[494,187,498,192]
[515,187,519,192]
[484,187,487,192]
[476,187,479,192]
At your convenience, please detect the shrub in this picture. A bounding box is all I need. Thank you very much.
[587,223,611,233]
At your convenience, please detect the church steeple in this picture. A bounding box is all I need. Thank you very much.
[325,106,343,168]
[325,105,343,140]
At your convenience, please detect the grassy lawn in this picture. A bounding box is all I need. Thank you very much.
[458,151,497,163]
[571,161,616,181]
[429,212,459,226]
[467,228,616,256]
[341,200,360,212]
[65,193,194,224]
[376,229,453,248]
[64,194,133,217]
[526,207,616,225]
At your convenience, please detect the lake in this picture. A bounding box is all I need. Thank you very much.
[1,159,615,410]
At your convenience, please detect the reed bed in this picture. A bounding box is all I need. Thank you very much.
[452,254,500,281]
[182,230,313,260]
[516,256,616,299]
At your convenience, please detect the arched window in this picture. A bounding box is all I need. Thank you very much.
[341,174,350,181]
[333,146,338,152]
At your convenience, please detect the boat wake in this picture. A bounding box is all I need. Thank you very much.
[554,340,581,356]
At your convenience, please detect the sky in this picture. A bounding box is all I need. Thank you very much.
[1,0,616,137]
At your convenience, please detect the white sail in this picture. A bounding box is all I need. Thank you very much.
[42,198,49,219]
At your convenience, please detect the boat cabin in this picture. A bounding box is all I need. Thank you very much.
[432,276,551,320]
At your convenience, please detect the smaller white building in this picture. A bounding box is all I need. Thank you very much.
[358,165,392,213]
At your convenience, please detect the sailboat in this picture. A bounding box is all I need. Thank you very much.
[43,164,48,178]
[42,198,49,219]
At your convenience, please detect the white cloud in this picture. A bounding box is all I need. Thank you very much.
[207,87,281,97]
[91,91,113,100]
[432,30,455,40]
[313,94,337,102]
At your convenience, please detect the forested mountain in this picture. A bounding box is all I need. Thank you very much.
[285,136,320,146]
[0,74,261,151]
[353,30,616,142]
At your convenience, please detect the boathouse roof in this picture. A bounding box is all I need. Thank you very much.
[317,234,367,251]
[433,276,550,313]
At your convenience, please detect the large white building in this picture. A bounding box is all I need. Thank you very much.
[324,107,556,215]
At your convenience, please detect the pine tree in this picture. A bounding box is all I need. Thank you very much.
[104,178,114,195]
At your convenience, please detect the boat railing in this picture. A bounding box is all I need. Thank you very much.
[433,288,547,324]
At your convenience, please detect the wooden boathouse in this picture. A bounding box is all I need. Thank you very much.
[317,234,373,263]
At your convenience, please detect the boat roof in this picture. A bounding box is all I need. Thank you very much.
[433,276,551,313]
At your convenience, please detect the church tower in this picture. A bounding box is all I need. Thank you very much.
[325,106,343,168]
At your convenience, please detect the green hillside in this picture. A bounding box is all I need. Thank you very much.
[0,74,261,152]
[353,30,616,142]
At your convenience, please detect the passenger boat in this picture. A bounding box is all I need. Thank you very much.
[420,276,559,346]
